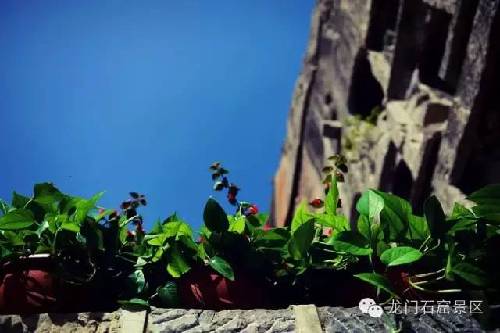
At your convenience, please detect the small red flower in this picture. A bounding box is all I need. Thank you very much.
[245,204,259,216]
[263,222,272,231]
[127,230,135,239]
[309,198,324,208]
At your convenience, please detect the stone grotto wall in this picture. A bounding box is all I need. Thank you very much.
[271,0,500,226]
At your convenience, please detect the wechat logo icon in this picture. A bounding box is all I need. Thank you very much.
[359,298,384,318]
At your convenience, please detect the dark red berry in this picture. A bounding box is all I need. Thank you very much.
[244,204,259,216]
[121,200,132,209]
[309,198,324,208]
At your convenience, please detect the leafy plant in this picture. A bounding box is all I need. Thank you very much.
[1,157,499,314]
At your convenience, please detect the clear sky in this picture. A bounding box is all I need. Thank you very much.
[0,0,314,231]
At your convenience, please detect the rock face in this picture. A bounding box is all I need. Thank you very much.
[0,306,486,332]
[271,0,500,226]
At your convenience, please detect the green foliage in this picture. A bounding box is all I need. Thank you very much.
[203,198,229,232]
[329,231,372,256]
[209,256,234,281]
[0,209,35,230]
[380,246,423,267]
[157,282,179,307]
[354,273,396,295]
[1,160,499,313]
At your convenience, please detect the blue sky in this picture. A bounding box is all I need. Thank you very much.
[0,0,314,231]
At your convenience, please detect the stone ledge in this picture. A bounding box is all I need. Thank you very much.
[0,305,488,333]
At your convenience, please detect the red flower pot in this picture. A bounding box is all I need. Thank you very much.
[178,266,267,309]
[0,254,113,314]
[0,254,59,314]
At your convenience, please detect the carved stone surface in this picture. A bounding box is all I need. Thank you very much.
[272,0,500,226]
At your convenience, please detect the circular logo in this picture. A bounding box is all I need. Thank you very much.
[368,304,384,318]
[358,298,376,314]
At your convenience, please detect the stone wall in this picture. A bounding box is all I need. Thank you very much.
[271,0,500,226]
[0,305,486,332]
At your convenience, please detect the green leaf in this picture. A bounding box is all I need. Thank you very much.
[374,191,411,241]
[0,209,35,230]
[448,219,477,234]
[380,246,423,267]
[408,215,430,241]
[94,208,115,221]
[163,221,193,239]
[61,222,80,233]
[2,231,25,246]
[288,220,315,260]
[329,231,372,256]
[354,273,396,295]
[356,190,384,225]
[316,214,349,232]
[162,212,180,224]
[468,184,500,206]
[325,175,339,216]
[472,205,500,222]
[0,244,13,258]
[228,216,246,234]
[357,215,370,241]
[149,219,163,234]
[118,298,150,310]
[128,270,146,294]
[166,245,191,278]
[451,263,488,287]
[197,242,207,259]
[253,228,290,249]
[157,282,179,307]
[209,256,235,281]
[69,192,104,225]
[291,201,313,234]
[36,220,49,237]
[203,198,229,232]
[0,199,9,216]
[33,183,64,209]
[451,203,475,219]
[147,235,166,246]
[152,247,164,262]
[424,196,446,238]
[11,192,30,209]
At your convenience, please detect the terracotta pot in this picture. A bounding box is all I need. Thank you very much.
[178,266,267,309]
[0,254,113,314]
[0,254,59,314]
